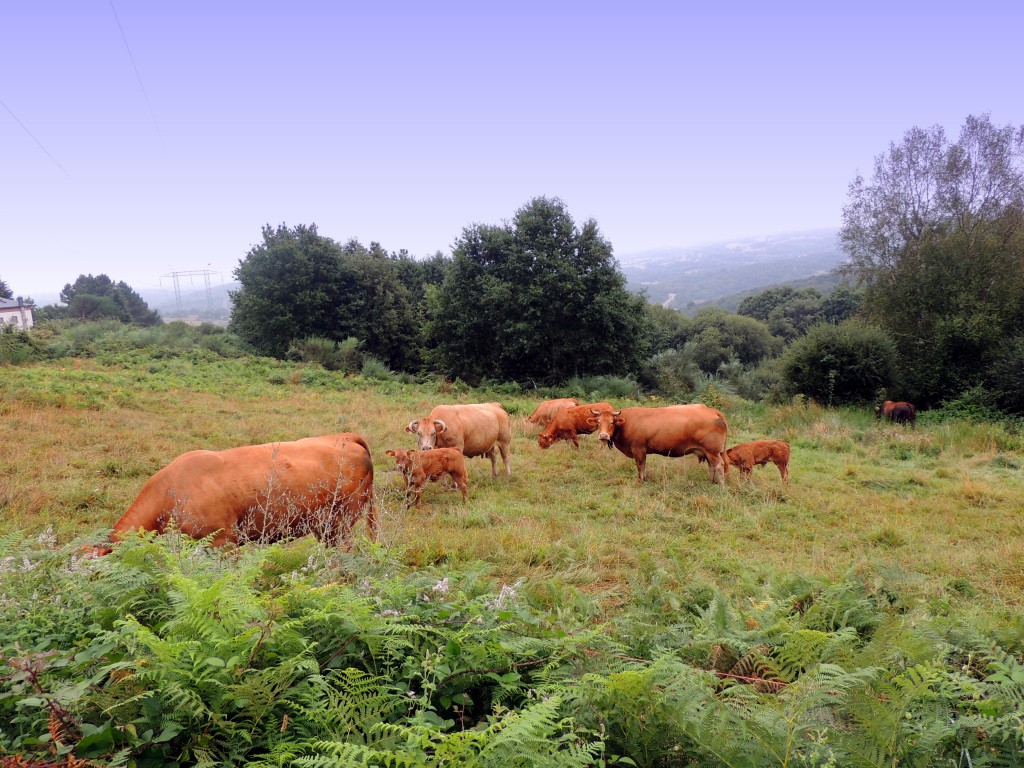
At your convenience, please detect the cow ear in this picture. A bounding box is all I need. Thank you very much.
[385,450,395,457]
[406,420,419,434]
[585,416,597,427]
[434,419,447,433]
[613,416,625,426]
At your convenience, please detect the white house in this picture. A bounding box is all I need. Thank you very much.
[0,297,34,329]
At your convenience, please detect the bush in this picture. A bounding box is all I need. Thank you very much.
[987,334,1024,415]
[286,336,363,373]
[781,321,897,406]
[0,325,45,365]
[638,349,699,398]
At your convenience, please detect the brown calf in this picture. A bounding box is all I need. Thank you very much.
[537,402,614,449]
[725,440,790,484]
[386,447,469,508]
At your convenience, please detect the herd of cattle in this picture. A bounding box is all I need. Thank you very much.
[90,396,916,555]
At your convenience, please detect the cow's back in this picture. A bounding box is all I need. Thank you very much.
[616,405,728,455]
[113,433,374,544]
[430,403,511,457]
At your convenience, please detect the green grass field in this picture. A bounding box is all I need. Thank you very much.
[3,356,1023,612]
[3,354,1024,766]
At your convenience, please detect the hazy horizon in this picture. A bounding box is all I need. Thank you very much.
[3,2,1021,297]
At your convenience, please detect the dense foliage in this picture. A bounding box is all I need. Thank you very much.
[41,274,162,326]
[0,276,12,299]
[780,320,898,406]
[841,114,1024,410]
[229,225,430,369]
[427,197,649,385]
[2,533,1023,767]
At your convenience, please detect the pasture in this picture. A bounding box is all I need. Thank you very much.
[3,356,1023,611]
[3,354,1024,766]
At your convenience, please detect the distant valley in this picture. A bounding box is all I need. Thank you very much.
[616,228,849,313]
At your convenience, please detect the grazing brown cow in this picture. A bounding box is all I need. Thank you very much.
[527,398,580,428]
[98,434,376,552]
[386,447,469,508]
[589,404,729,484]
[537,402,613,449]
[407,402,512,477]
[726,440,790,484]
[876,400,916,427]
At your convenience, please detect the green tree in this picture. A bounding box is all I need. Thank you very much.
[429,197,647,384]
[840,114,1024,407]
[230,224,420,368]
[58,274,161,326]
[683,308,782,373]
[781,320,897,406]
[0,277,12,299]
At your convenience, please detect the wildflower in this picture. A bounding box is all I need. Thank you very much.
[485,579,524,611]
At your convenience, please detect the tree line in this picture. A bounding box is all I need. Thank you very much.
[7,114,1023,415]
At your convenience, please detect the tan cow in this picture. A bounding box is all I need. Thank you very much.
[407,402,512,477]
[725,440,790,484]
[589,404,729,484]
[99,434,376,551]
[386,447,469,508]
[537,402,613,449]
[527,398,580,428]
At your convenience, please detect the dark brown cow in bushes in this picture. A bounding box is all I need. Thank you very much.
[537,402,613,449]
[96,434,377,553]
[589,404,729,484]
[876,400,916,427]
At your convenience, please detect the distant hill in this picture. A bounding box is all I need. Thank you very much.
[617,229,848,313]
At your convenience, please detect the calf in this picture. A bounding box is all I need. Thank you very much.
[386,447,469,508]
[527,398,580,428]
[537,402,613,449]
[725,440,790,484]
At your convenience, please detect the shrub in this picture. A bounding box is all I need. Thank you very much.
[0,326,45,365]
[781,320,897,406]
[286,336,363,373]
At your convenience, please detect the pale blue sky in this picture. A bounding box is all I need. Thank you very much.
[2,1,1021,298]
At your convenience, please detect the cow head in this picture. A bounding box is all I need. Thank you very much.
[590,408,622,448]
[406,418,447,450]
[537,432,555,449]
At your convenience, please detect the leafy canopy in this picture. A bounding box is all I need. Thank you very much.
[840,113,1024,409]
[428,196,647,385]
[57,273,161,326]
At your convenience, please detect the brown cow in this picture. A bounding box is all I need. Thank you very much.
[726,440,790,484]
[589,404,729,484]
[407,402,512,477]
[386,447,469,508]
[527,398,580,428]
[99,434,376,551]
[876,400,916,427]
[537,402,613,449]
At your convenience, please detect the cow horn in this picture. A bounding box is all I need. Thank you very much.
[434,419,447,433]
[406,420,419,434]
[612,410,621,416]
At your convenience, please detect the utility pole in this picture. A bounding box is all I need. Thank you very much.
[160,269,221,319]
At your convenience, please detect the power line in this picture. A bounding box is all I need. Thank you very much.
[108,0,159,131]
[0,98,71,178]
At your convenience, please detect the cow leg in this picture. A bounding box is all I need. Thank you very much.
[778,462,789,484]
[498,442,511,476]
[486,446,499,478]
[706,453,727,485]
[634,449,648,482]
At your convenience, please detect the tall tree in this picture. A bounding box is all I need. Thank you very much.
[429,197,647,384]
[840,114,1024,407]
[0,277,12,300]
[58,274,161,326]
[230,224,420,368]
